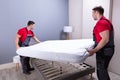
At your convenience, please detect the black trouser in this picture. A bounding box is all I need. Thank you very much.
[96,47,114,80]
[20,56,31,72]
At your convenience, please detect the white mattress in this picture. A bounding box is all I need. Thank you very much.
[16,39,95,63]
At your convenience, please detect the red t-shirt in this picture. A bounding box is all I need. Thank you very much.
[93,16,111,43]
[17,27,34,42]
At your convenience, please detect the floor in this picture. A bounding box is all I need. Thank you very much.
[0,63,120,80]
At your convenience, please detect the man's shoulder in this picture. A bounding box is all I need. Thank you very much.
[96,17,111,29]
[98,19,110,26]
[18,27,26,31]
[99,17,111,24]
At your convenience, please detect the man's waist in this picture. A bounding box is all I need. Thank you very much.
[94,43,114,48]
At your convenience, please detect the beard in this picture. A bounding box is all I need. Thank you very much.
[94,18,97,20]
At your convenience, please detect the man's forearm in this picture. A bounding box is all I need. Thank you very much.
[15,41,20,49]
[15,35,20,50]
[35,38,40,43]
[33,36,40,43]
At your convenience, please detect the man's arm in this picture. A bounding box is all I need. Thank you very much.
[15,34,21,50]
[33,36,41,43]
[88,30,109,56]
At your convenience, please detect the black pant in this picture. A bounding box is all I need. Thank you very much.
[96,47,114,80]
[20,56,31,72]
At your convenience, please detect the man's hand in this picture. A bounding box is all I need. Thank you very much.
[86,49,96,56]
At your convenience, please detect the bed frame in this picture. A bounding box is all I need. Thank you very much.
[31,58,95,80]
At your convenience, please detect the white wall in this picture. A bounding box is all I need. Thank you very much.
[69,0,83,39]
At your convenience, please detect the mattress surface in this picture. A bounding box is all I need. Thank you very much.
[16,39,95,63]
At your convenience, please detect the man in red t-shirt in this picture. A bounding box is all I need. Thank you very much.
[87,6,114,80]
[15,21,40,75]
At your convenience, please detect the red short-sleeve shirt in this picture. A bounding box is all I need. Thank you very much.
[17,27,34,42]
[93,16,111,43]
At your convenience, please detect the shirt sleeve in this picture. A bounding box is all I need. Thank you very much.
[31,31,35,37]
[17,29,23,37]
[97,20,110,33]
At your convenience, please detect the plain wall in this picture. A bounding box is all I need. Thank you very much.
[69,0,83,39]
[0,0,68,64]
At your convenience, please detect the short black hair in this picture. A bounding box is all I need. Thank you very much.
[92,6,104,15]
[27,21,35,26]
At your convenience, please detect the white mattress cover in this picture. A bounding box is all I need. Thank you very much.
[16,39,95,63]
